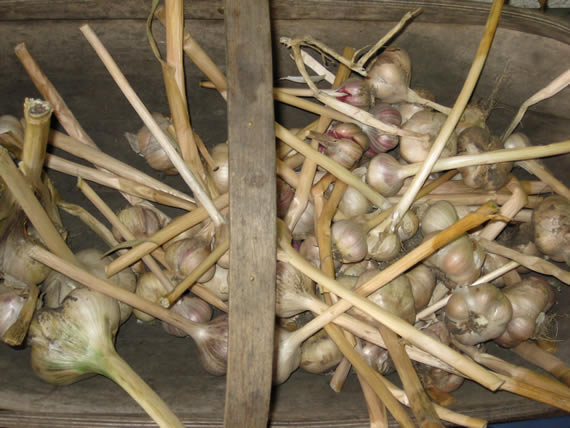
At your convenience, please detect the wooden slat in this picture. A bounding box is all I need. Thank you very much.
[223,0,276,427]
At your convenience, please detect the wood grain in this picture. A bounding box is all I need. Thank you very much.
[223,0,276,426]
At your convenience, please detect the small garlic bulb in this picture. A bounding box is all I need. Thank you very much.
[112,205,161,242]
[366,153,406,196]
[356,339,394,375]
[367,231,400,262]
[165,238,216,283]
[495,277,555,348]
[445,283,512,345]
[395,102,426,125]
[406,265,436,311]
[207,143,229,194]
[201,266,229,301]
[400,111,457,164]
[455,103,488,136]
[325,122,370,151]
[361,103,402,154]
[133,272,167,322]
[334,77,374,109]
[457,127,512,190]
[420,201,459,235]
[365,47,412,103]
[397,210,419,242]
[162,296,213,337]
[320,137,364,170]
[331,220,368,263]
[338,167,372,217]
[125,113,179,174]
[299,235,321,269]
[532,195,570,265]
[300,330,343,374]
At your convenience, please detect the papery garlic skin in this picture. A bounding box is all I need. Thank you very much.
[133,273,167,322]
[200,266,229,301]
[397,210,419,242]
[366,47,412,103]
[331,220,368,263]
[338,167,372,217]
[366,153,405,196]
[400,111,457,164]
[300,330,343,374]
[495,277,555,348]
[273,327,302,385]
[276,261,315,318]
[362,103,402,154]
[0,281,27,337]
[112,205,161,242]
[406,265,436,311]
[207,143,229,194]
[335,77,374,109]
[191,314,229,376]
[421,201,458,235]
[356,339,394,375]
[532,196,570,265]
[445,283,512,346]
[165,238,216,283]
[292,201,315,240]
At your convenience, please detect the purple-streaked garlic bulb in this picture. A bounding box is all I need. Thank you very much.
[165,238,216,283]
[495,277,555,348]
[125,112,178,174]
[207,143,229,194]
[366,47,412,103]
[356,339,394,375]
[406,265,436,311]
[331,220,368,263]
[300,330,343,374]
[162,296,213,337]
[361,103,402,154]
[326,122,370,152]
[457,127,512,190]
[338,167,373,218]
[319,137,364,170]
[0,281,27,337]
[367,230,400,262]
[400,111,457,164]
[445,283,513,345]
[191,314,229,376]
[334,77,374,109]
[532,195,570,266]
[112,205,162,242]
[42,248,136,325]
[366,153,406,196]
[276,261,315,318]
[396,210,419,242]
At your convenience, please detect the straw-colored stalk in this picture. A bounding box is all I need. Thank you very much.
[106,193,229,276]
[276,205,504,391]
[517,158,570,200]
[276,159,299,189]
[0,146,76,264]
[389,0,504,229]
[476,238,570,285]
[386,193,543,209]
[512,341,570,387]
[299,49,336,84]
[80,24,224,227]
[49,130,195,205]
[356,373,389,428]
[311,173,337,218]
[21,98,53,185]
[502,69,570,141]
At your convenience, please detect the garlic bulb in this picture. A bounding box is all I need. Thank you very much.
[277,178,295,218]
[320,137,364,170]
[400,111,457,164]
[292,201,315,240]
[457,127,512,190]
[338,260,378,277]
[213,222,230,269]
[165,238,216,283]
[445,283,513,345]
[406,265,436,311]
[367,231,400,262]
[42,249,136,324]
[338,167,372,217]
[112,205,161,242]
[0,281,27,337]
[455,103,488,136]
[361,103,402,154]
[163,296,213,337]
[274,326,302,385]
[132,272,167,322]
[356,339,394,375]
[532,196,570,265]
[201,265,229,301]
[510,223,540,274]
[495,277,555,348]
[325,122,370,151]
[190,314,229,376]
[125,112,179,174]
[366,153,406,196]
[299,235,321,269]
[397,210,419,242]
[300,330,343,374]
[366,47,412,103]
[276,261,315,318]
[395,102,426,125]
[331,220,368,263]
[207,143,229,194]
[0,218,51,286]
[334,77,374,109]
[28,287,184,427]
[348,270,416,325]
[420,201,458,235]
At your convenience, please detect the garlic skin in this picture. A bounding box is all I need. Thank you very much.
[495,277,555,348]
[395,102,425,125]
[331,220,368,263]
[213,222,230,269]
[532,196,570,265]
[28,287,121,385]
[299,235,322,269]
[335,77,374,109]
[366,153,406,196]
[163,296,213,337]
[192,314,229,376]
[338,167,372,217]
[361,103,402,154]
[201,266,229,301]
[366,47,412,103]
[42,249,136,324]
[421,201,458,235]
[0,281,27,337]
[273,327,302,385]
[292,201,315,240]
[457,127,512,190]
[207,143,229,194]
[400,111,457,164]
[348,270,416,325]
[338,260,378,277]
[406,265,436,311]
[397,210,419,242]
[112,205,161,242]
[326,122,370,152]
[445,283,513,346]
[277,178,295,218]
[276,261,314,318]
[165,238,216,283]
[356,339,394,375]
[367,231,400,262]
[125,112,178,174]
[132,273,166,322]
[320,137,364,170]
[455,104,488,137]
[300,330,343,374]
